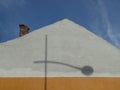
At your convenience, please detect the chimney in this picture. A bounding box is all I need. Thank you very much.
[19,24,29,37]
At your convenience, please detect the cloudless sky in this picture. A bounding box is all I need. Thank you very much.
[0,0,120,48]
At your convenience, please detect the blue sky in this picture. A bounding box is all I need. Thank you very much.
[0,0,120,48]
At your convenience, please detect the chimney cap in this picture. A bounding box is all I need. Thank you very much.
[19,24,30,30]
[19,24,25,27]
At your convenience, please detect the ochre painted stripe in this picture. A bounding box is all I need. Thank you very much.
[0,77,120,90]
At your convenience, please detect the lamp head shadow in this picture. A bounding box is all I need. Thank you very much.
[80,66,94,76]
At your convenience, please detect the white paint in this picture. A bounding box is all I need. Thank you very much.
[0,19,120,77]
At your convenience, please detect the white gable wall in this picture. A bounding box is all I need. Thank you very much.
[0,19,120,77]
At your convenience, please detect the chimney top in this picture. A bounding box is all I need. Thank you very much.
[19,24,29,37]
[19,24,29,30]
